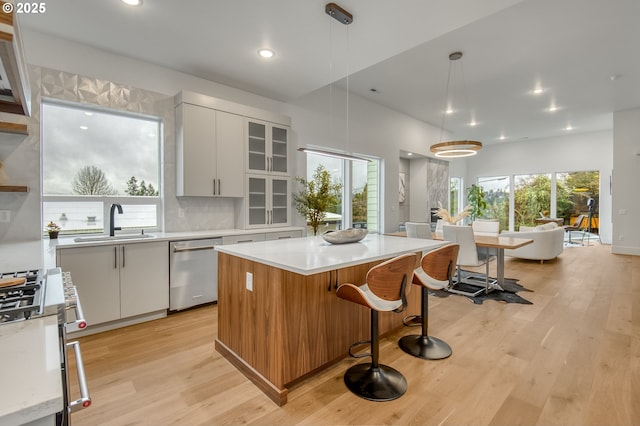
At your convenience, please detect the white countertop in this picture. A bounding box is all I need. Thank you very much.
[216,234,446,275]
[54,226,304,249]
[0,315,64,425]
[0,240,58,272]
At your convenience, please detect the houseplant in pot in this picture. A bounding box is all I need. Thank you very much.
[293,164,342,236]
[46,221,61,239]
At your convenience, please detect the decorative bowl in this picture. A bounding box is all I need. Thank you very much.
[321,228,368,244]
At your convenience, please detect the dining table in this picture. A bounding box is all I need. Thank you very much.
[471,234,533,290]
[387,231,533,291]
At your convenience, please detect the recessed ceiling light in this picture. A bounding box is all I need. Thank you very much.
[445,108,453,115]
[548,105,558,112]
[499,135,506,140]
[121,0,142,6]
[80,126,88,130]
[407,152,413,156]
[532,87,544,94]
[565,125,573,131]
[469,120,477,127]
[258,49,275,58]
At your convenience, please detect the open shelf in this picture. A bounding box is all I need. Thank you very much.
[0,121,28,135]
[0,185,29,192]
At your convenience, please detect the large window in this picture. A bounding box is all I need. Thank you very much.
[513,173,552,229]
[306,153,380,234]
[474,170,599,232]
[449,177,463,217]
[477,176,510,231]
[42,101,162,235]
[557,171,599,229]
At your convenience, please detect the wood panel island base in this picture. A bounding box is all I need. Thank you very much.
[215,235,445,405]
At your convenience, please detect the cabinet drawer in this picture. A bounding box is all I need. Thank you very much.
[264,230,302,240]
[222,233,266,244]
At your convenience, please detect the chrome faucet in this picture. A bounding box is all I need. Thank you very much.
[109,203,123,236]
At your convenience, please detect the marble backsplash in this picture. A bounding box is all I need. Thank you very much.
[427,158,449,216]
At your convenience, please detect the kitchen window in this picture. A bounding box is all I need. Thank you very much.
[305,152,380,234]
[41,101,162,235]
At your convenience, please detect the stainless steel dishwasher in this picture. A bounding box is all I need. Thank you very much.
[169,238,222,310]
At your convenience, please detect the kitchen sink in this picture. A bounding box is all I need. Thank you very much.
[74,234,156,243]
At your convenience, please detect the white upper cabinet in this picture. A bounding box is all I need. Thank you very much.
[246,119,289,175]
[176,103,244,197]
[246,175,291,228]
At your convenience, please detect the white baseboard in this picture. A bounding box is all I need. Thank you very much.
[611,245,640,256]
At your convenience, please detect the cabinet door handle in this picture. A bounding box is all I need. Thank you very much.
[213,179,216,195]
[114,247,117,269]
[218,179,221,195]
[122,246,126,268]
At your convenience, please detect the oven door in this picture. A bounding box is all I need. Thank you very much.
[57,273,91,425]
[57,327,91,425]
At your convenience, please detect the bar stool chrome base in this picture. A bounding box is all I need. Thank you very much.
[398,334,452,360]
[344,363,407,401]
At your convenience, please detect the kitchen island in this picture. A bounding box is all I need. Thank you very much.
[215,234,445,405]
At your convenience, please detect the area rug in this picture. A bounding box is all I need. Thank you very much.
[429,270,533,305]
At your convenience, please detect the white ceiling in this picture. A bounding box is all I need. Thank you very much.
[20,0,640,146]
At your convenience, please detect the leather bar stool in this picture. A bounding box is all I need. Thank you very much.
[399,244,459,360]
[335,252,418,401]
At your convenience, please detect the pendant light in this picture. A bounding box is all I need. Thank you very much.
[430,51,482,158]
[298,3,369,162]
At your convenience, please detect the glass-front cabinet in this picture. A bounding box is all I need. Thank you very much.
[246,119,289,175]
[246,175,290,228]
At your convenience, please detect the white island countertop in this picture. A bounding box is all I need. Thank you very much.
[216,234,446,275]
[0,315,63,425]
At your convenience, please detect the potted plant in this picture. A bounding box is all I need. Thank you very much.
[46,221,61,239]
[466,184,487,222]
[293,164,342,236]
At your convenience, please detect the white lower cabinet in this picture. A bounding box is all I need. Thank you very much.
[265,230,303,240]
[58,241,169,325]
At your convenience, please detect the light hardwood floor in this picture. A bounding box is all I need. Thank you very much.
[68,241,639,425]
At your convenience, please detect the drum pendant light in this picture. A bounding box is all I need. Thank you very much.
[430,51,482,158]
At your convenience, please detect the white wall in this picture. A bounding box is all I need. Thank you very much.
[612,108,640,254]
[23,30,285,113]
[466,131,613,243]
[12,30,624,244]
[9,30,444,238]
[398,158,410,224]
[285,85,443,232]
[409,158,428,222]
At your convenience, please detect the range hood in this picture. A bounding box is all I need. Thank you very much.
[0,1,30,134]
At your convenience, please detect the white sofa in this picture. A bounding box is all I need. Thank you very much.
[500,222,564,263]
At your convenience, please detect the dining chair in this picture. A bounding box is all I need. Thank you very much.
[405,222,432,239]
[442,225,496,296]
[472,218,499,256]
[471,219,499,236]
